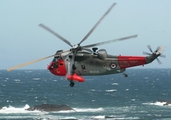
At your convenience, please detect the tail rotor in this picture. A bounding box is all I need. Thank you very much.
[143,45,166,64]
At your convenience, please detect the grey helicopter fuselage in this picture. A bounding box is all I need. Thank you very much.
[64,49,125,76]
[48,47,163,80]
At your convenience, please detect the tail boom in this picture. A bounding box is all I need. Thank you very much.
[118,46,165,69]
[118,56,146,69]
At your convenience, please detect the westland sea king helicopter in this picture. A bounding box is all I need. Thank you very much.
[7,3,165,87]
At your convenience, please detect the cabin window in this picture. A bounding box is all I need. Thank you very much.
[81,65,86,70]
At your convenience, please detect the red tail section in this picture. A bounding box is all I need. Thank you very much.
[118,56,146,69]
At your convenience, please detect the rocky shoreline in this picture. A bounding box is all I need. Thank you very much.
[25,104,73,112]
[157,99,171,106]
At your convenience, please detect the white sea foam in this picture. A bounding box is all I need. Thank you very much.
[48,107,104,114]
[14,107,104,114]
[0,104,40,114]
[90,89,96,91]
[73,107,104,112]
[92,115,105,119]
[131,99,136,101]
[143,101,171,106]
[56,110,75,113]
[111,83,118,85]
[106,89,117,92]
[92,115,139,120]
[60,117,77,120]
[14,79,20,82]
[125,89,129,91]
[33,78,41,80]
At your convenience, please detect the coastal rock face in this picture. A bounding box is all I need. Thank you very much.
[26,104,73,112]
[158,99,171,106]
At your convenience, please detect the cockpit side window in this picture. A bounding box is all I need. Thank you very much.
[52,58,58,68]
[53,58,57,62]
[54,63,58,68]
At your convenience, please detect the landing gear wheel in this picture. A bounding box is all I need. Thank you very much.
[124,74,128,77]
[70,82,75,87]
[123,72,128,77]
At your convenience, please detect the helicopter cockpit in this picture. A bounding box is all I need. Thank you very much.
[47,50,67,76]
[51,56,60,69]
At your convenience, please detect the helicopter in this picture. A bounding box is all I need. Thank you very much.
[7,3,165,87]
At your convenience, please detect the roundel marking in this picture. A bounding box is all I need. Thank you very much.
[110,63,117,69]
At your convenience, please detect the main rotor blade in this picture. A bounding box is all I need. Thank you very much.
[39,24,72,47]
[78,3,116,45]
[7,49,70,72]
[7,54,57,72]
[82,34,138,48]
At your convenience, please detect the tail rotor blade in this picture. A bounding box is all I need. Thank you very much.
[160,54,166,58]
[156,58,162,64]
[143,51,151,55]
[145,45,166,64]
[147,45,153,53]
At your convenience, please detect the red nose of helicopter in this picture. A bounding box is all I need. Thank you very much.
[47,58,67,76]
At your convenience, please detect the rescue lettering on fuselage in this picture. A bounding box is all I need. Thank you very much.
[118,61,130,66]
[89,70,100,73]
[130,60,139,64]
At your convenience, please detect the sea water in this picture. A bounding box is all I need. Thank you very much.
[0,69,171,120]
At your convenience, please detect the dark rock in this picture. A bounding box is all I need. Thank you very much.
[26,104,73,112]
[158,99,171,106]
[26,107,35,111]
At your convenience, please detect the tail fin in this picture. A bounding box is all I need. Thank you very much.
[155,46,165,55]
[144,45,166,64]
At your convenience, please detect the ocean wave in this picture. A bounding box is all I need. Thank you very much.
[90,89,96,91]
[73,107,104,112]
[33,78,41,80]
[41,107,104,114]
[0,104,104,114]
[92,115,105,119]
[106,89,117,92]
[14,79,20,82]
[143,101,171,106]
[91,115,140,120]
[111,83,118,86]
[59,117,77,120]
[0,104,40,114]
